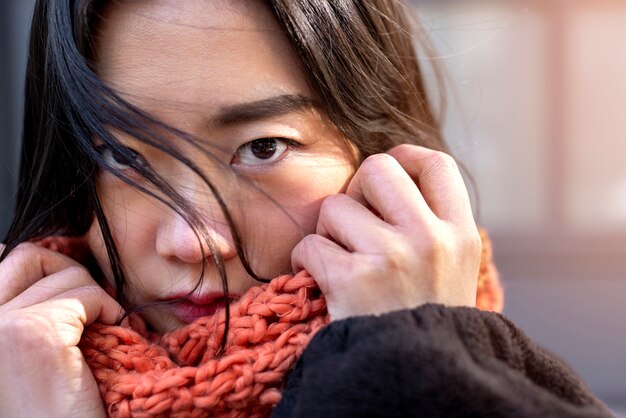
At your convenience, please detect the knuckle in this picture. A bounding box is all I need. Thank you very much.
[291,234,326,269]
[14,242,38,252]
[62,265,94,284]
[381,246,410,273]
[393,143,415,156]
[300,234,322,251]
[2,243,41,274]
[10,242,39,260]
[0,313,52,350]
[425,239,447,262]
[418,229,451,261]
[319,194,344,215]
[292,234,314,256]
[361,153,396,174]
[64,265,90,277]
[396,143,412,151]
[419,226,481,264]
[360,238,412,276]
[429,151,458,172]
[86,283,107,294]
[384,237,411,260]
[348,261,371,282]
[74,284,107,300]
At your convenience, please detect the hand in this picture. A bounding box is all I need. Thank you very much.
[291,144,481,321]
[0,242,124,418]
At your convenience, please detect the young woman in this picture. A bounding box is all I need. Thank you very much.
[0,0,613,417]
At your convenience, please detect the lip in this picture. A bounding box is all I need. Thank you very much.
[161,292,239,323]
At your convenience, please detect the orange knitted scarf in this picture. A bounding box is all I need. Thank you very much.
[39,229,503,417]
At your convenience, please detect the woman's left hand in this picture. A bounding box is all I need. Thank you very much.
[291,144,482,321]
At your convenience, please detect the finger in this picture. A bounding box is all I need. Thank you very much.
[345,153,434,227]
[51,285,125,326]
[291,234,350,296]
[0,266,97,312]
[316,194,394,252]
[0,243,81,305]
[26,285,125,346]
[386,144,473,223]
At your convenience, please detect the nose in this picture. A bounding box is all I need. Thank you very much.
[155,206,238,265]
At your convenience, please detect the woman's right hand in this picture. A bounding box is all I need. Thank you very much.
[0,242,124,418]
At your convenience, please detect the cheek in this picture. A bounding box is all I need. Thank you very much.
[99,177,162,240]
[240,163,354,275]
[259,165,353,229]
[87,178,163,280]
[284,159,354,226]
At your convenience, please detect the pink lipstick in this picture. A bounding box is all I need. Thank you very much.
[162,293,239,323]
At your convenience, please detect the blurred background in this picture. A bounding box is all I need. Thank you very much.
[1,0,625,414]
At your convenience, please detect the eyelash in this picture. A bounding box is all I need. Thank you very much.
[231,137,301,167]
[95,137,301,173]
[95,144,148,171]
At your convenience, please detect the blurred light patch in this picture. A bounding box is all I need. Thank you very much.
[414,0,626,410]
[418,1,551,232]
[564,2,626,231]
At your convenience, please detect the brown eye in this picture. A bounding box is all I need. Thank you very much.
[233,138,293,166]
[250,138,279,159]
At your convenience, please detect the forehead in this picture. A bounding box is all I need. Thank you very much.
[93,0,311,118]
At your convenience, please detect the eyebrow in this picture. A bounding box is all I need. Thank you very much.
[211,94,321,128]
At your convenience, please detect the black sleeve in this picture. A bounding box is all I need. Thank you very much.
[273,304,614,418]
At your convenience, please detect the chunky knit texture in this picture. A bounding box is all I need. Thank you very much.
[80,272,326,418]
[37,229,503,417]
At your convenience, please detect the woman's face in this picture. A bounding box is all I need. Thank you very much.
[85,0,356,332]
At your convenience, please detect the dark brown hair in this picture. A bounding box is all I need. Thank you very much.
[1,0,448,345]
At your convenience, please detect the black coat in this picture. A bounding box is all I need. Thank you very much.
[274,304,614,418]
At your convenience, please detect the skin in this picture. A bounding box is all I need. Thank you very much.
[85,0,357,333]
[0,1,481,416]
